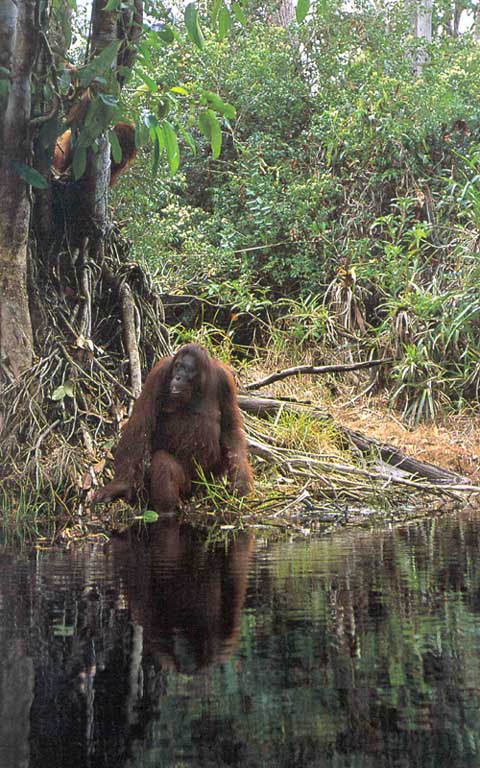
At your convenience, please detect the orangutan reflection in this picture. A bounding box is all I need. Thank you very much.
[110,520,254,673]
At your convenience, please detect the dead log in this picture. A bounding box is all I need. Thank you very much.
[238,394,468,485]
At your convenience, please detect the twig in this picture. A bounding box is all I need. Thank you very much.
[246,358,392,391]
[34,419,60,488]
[339,378,376,407]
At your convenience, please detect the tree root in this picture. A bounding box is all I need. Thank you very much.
[0,230,171,521]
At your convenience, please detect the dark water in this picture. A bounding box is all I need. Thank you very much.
[2,509,480,768]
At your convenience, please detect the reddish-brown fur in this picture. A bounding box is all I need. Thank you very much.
[53,121,136,186]
[93,344,253,511]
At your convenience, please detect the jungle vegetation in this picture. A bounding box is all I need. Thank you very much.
[1,0,480,525]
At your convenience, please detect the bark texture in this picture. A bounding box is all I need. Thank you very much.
[412,0,433,73]
[0,0,37,377]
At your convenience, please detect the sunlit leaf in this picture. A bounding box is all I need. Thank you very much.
[53,624,75,637]
[163,121,180,175]
[184,3,205,49]
[51,385,66,401]
[232,2,247,26]
[296,0,310,22]
[205,90,236,119]
[171,85,189,96]
[179,124,197,156]
[63,380,75,398]
[199,109,222,159]
[142,510,160,523]
[218,6,232,39]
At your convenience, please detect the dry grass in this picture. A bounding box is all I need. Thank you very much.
[242,347,480,483]
[333,397,480,482]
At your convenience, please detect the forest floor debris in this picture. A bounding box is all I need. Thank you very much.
[3,339,480,544]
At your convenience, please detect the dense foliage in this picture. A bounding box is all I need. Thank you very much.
[113,1,480,421]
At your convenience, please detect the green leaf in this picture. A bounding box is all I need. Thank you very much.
[152,126,165,176]
[13,163,48,189]
[184,3,205,50]
[143,113,160,142]
[135,121,149,147]
[198,111,211,139]
[163,121,180,175]
[179,124,196,156]
[143,112,158,129]
[211,0,222,28]
[51,385,66,401]
[63,380,75,398]
[82,98,117,143]
[199,109,222,159]
[232,2,247,26]
[296,0,310,22]
[72,146,87,180]
[103,0,121,9]
[205,90,236,119]
[137,70,158,92]
[108,129,122,163]
[77,41,121,87]
[53,624,75,637]
[218,6,232,39]
[170,85,189,96]
[210,120,222,158]
[157,25,175,43]
[142,510,160,523]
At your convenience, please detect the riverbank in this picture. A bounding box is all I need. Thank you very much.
[244,353,480,483]
[333,400,480,483]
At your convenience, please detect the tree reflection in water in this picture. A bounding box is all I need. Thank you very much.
[2,512,480,766]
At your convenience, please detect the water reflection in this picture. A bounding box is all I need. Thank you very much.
[1,511,480,766]
[109,519,254,672]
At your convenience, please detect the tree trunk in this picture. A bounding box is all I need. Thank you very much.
[270,0,296,27]
[83,0,119,242]
[412,0,432,74]
[0,0,37,377]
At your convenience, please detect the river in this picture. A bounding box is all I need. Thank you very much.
[1,507,480,767]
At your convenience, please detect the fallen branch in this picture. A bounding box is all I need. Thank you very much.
[239,394,468,486]
[247,434,480,502]
[246,358,391,391]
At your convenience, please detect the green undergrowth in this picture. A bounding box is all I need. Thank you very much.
[111,4,480,424]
